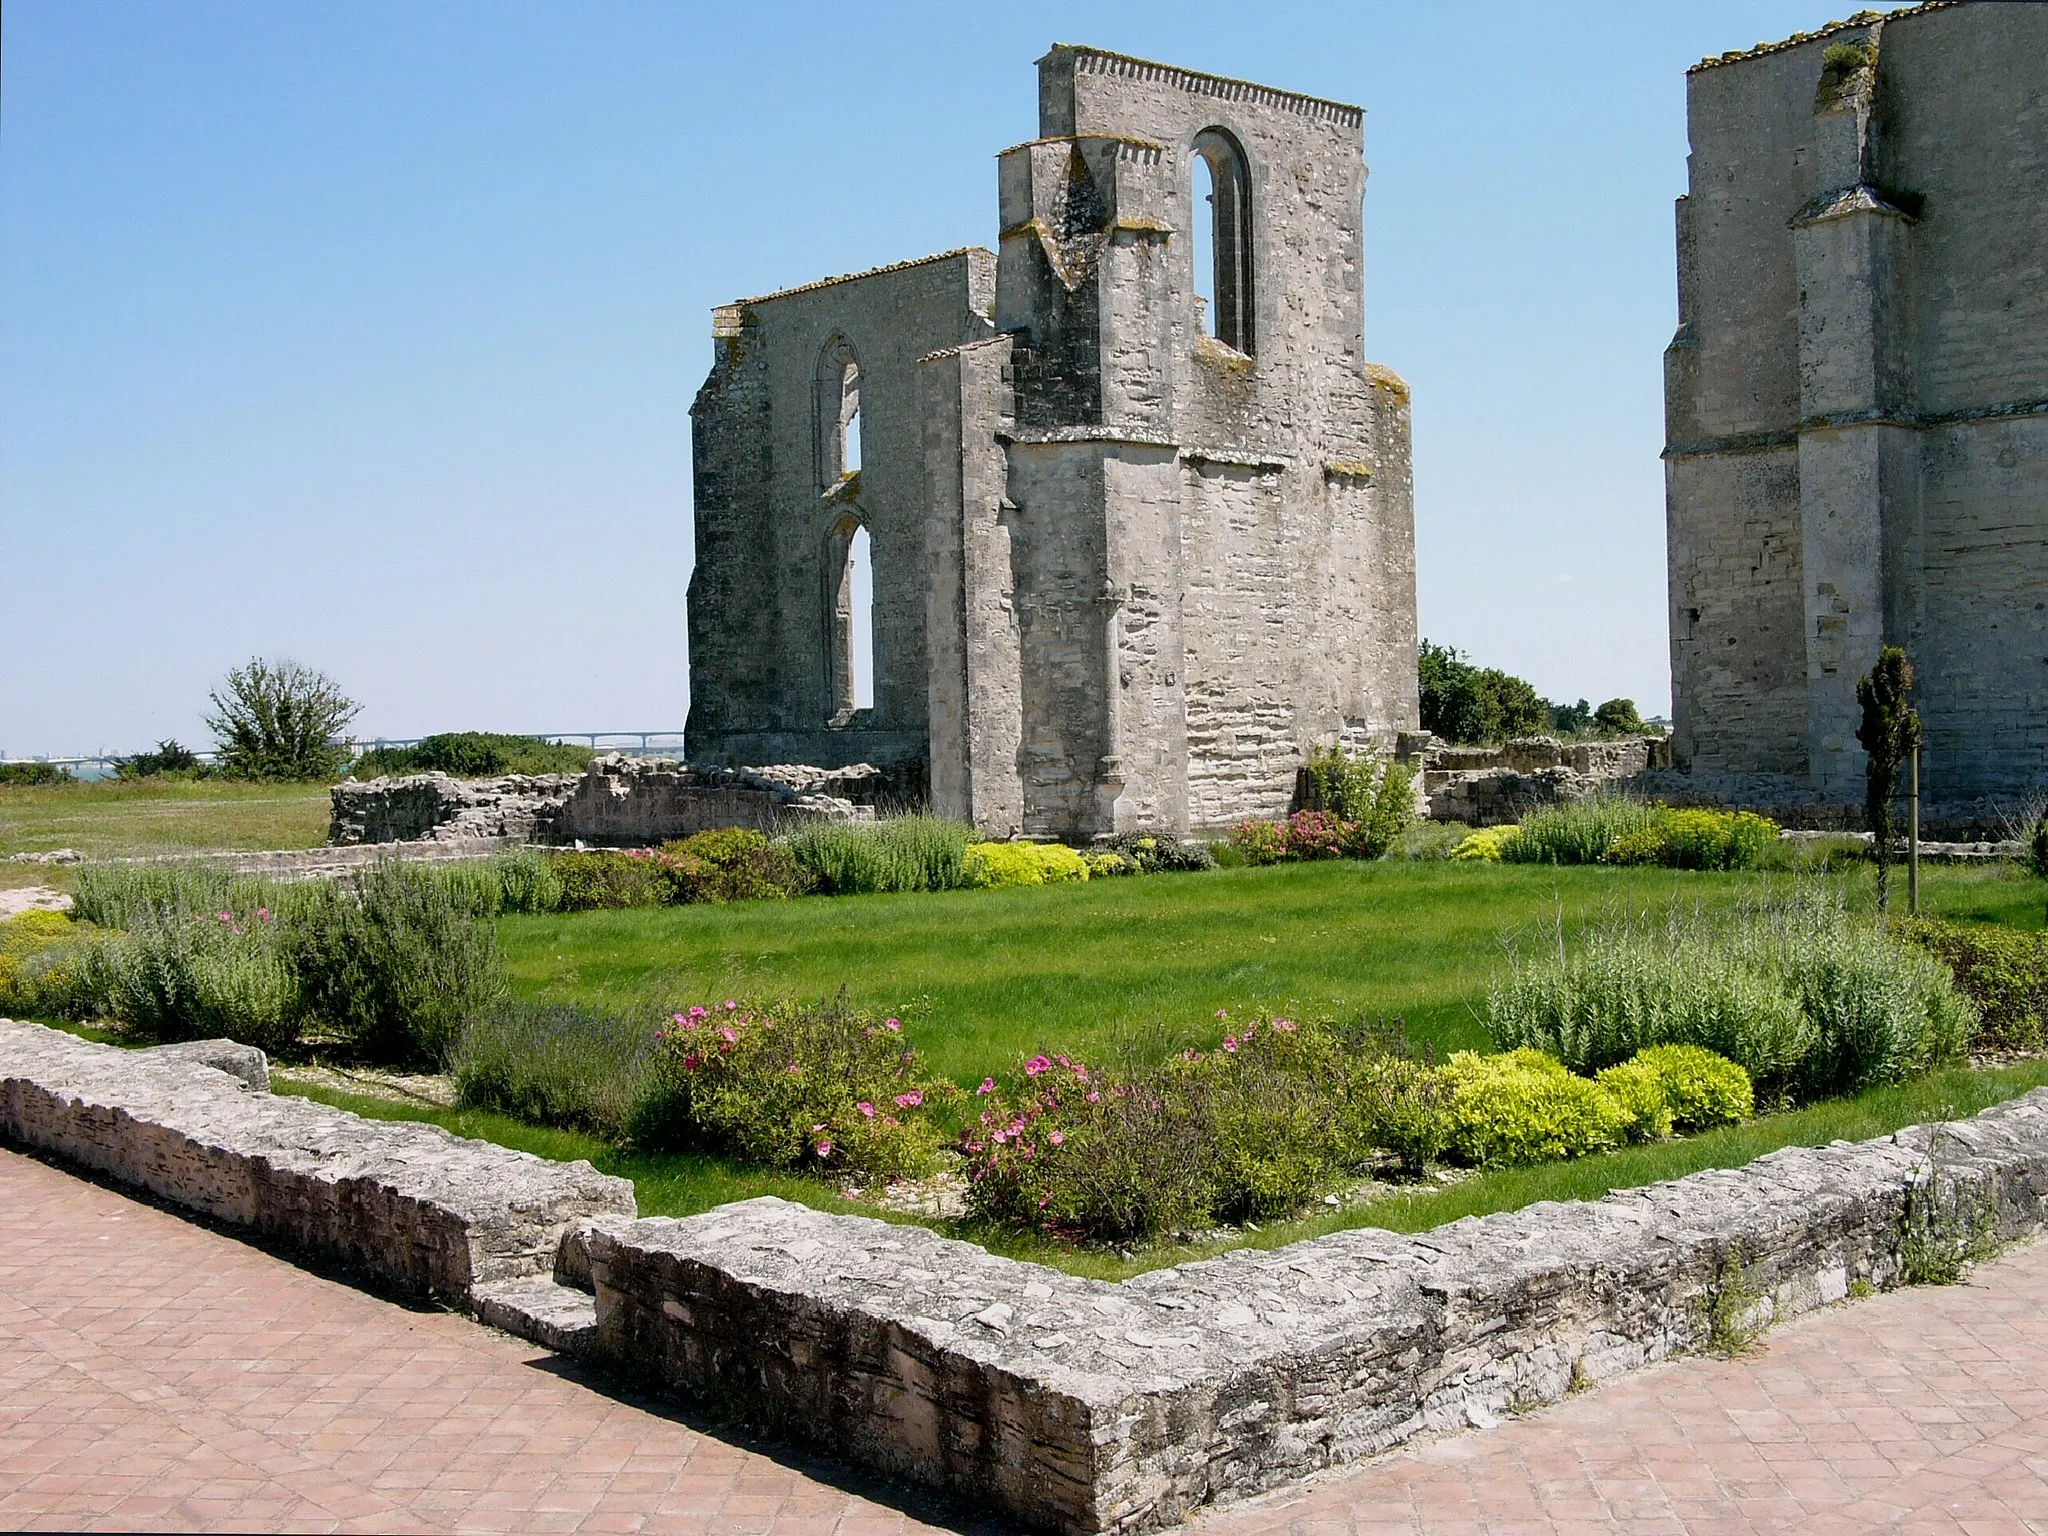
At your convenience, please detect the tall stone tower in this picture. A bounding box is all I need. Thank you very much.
[688,46,1417,839]
[1665,1,2048,812]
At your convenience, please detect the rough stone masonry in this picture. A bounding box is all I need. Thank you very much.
[687,45,1417,841]
[9,1015,2048,1534]
[1665,1,2048,817]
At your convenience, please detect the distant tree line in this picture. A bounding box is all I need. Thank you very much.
[1417,640,1652,746]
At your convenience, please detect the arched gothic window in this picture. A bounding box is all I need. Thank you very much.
[816,336,862,489]
[1191,129,1254,355]
[824,513,874,723]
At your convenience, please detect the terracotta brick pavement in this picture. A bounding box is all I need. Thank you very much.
[3,1146,2045,1535]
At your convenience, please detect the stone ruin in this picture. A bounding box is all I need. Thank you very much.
[686,44,1418,842]
[328,753,893,847]
[1663,3,2048,827]
[1408,732,1673,827]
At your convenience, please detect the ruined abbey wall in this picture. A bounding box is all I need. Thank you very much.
[1666,1,2048,810]
[689,46,1417,840]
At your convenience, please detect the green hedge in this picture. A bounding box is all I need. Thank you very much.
[1898,917,2046,1050]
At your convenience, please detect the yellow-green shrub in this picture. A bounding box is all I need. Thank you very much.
[1594,1058,1674,1140]
[0,911,100,1018]
[1451,826,1522,862]
[1631,1043,1752,1129]
[1441,1047,1629,1165]
[963,841,1090,888]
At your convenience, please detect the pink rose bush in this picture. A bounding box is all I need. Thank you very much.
[958,1021,1432,1245]
[644,996,955,1179]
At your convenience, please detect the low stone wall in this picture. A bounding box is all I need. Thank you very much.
[11,1011,2047,1534]
[1415,735,1671,826]
[329,755,886,847]
[0,1019,635,1304]
[589,1091,2048,1533]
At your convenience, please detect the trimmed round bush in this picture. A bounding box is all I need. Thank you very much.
[963,841,1090,888]
[1593,1058,1674,1141]
[1441,1048,1630,1166]
[1451,826,1521,862]
[1630,1043,1752,1129]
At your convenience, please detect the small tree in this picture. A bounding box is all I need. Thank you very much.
[1593,698,1648,737]
[204,657,360,781]
[1855,646,1921,912]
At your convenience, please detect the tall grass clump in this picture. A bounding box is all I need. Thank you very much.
[285,859,505,1065]
[72,860,303,931]
[84,907,301,1051]
[1503,797,1667,865]
[452,999,657,1139]
[781,814,974,895]
[1489,888,1973,1103]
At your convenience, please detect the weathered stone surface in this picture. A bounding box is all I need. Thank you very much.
[689,46,1418,841]
[140,1037,269,1092]
[1413,735,1671,826]
[0,1019,636,1303]
[590,1090,2048,1533]
[473,1275,601,1355]
[329,755,874,847]
[1667,4,2048,806]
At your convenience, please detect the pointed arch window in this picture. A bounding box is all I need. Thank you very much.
[1191,129,1254,355]
[816,336,862,490]
[825,513,874,724]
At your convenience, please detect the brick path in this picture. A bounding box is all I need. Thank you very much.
[3,1148,2045,1534]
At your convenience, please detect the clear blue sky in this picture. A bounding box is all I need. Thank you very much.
[0,1,1916,755]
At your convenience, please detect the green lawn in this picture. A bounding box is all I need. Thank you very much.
[501,859,2044,1083]
[0,778,333,877]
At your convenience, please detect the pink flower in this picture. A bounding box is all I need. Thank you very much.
[1223,1037,1239,1053]
[1024,1054,1052,1076]
[992,1128,1008,1144]
[723,999,738,1011]
[885,1018,901,1032]
[815,1141,833,1158]
[256,907,271,923]
[718,1026,737,1043]
[1086,1090,1100,1103]
[977,1077,997,1096]
[785,1062,801,1075]
[858,1101,876,1118]
[894,1091,922,1109]
[688,1005,709,1020]
[1216,1008,1229,1020]
[681,1053,701,1070]
[1273,1017,1296,1033]
[1048,1130,1065,1146]
[218,911,233,924]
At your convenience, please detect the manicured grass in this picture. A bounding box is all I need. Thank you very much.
[1914,860,2045,930]
[274,1058,2048,1282]
[0,778,333,872]
[500,860,2034,1084]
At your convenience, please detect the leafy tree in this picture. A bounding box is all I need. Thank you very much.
[114,739,203,780]
[1417,640,1548,744]
[204,657,360,781]
[1549,698,1593,736]
[1855,646,1921,912]
[1593,698,1649,737]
